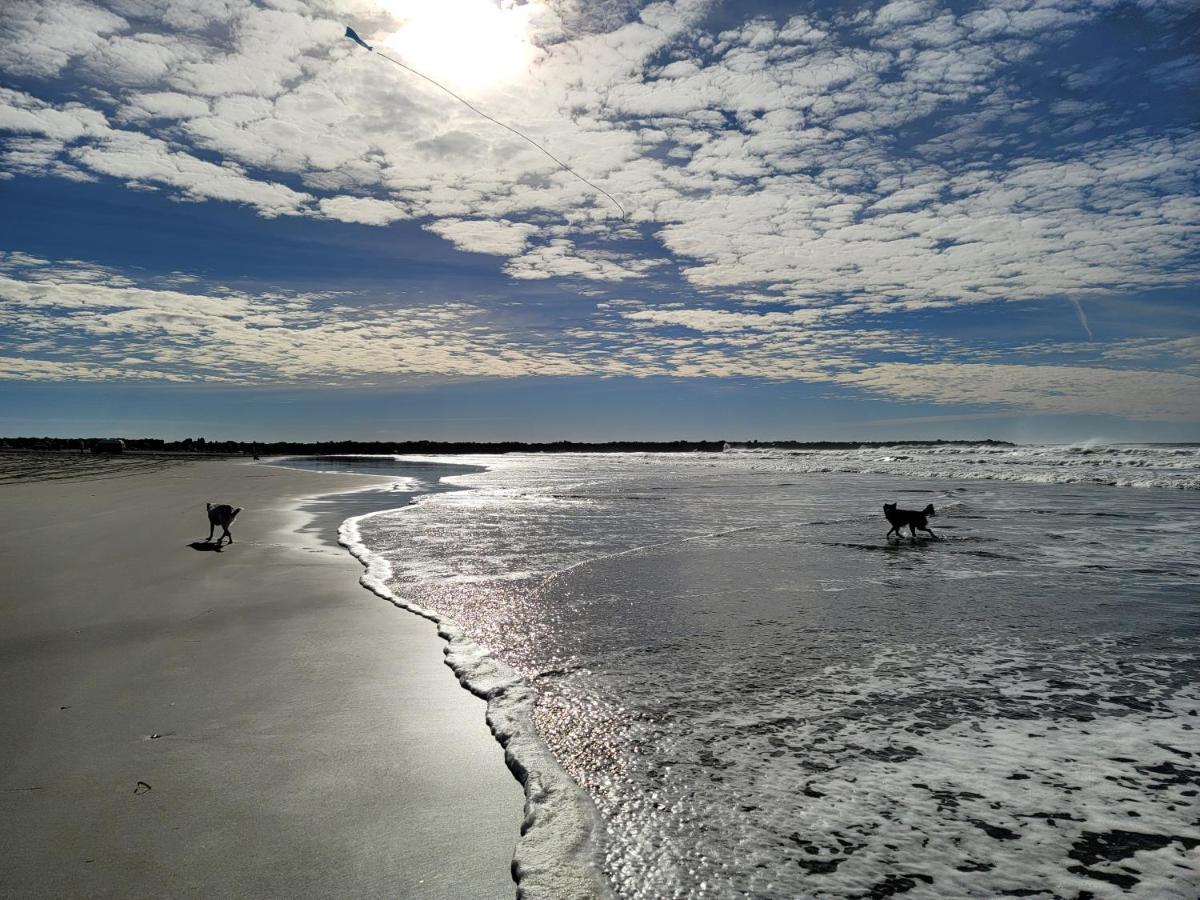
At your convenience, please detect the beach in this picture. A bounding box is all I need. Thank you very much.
[0,456,522,899]
[2,446,1197,899]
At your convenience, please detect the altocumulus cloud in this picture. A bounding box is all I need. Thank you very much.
[0,252,593,382]
[0,0,1197,422]
[0,251,937,385]
[838,363,1200,422]
[1,250,1197,422]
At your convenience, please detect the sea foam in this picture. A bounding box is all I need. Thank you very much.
[724,443,1200,490]
[343,449,1199,898]
[339,509,613,900]
[283,448,1199,898]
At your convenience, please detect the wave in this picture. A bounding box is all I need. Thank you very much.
[283,447,1200,897]
[339,508,613,900]
[723,443,1200,490]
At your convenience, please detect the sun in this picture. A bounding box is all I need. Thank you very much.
[379,0,539,93]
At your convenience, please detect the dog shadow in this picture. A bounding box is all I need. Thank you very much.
[188,540,225,552]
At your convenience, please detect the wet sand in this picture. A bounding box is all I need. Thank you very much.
[0,457,523,899]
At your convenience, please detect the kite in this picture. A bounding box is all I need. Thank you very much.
[343,26,627,219]
[345,26,373,51]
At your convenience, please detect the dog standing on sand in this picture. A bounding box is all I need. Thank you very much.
[205,502,242,545]
[883,502,938,540]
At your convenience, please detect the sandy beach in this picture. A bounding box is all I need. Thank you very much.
[0,456,523,899]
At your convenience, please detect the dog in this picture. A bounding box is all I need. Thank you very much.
[883,502,938,540]
[205,502,243,545]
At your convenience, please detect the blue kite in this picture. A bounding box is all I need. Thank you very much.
[344,26,373,52]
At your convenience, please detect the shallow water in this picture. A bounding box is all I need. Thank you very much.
[291,448,1200,898]
[271,456,483,548]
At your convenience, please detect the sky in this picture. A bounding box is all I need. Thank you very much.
[0,0,1197,443]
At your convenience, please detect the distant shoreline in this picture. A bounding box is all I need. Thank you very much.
[0,437,1017,456]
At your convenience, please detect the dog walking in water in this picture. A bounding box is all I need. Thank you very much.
[883,502,938,540]
[205,502,242,545]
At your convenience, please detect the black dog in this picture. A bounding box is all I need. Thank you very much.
[205,502,243,545]
[883,502,938,540]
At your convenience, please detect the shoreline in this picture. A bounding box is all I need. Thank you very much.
[271,453,615,900]
[320,451,1200,898]
[0,458,523,899]
[339,505,614,900]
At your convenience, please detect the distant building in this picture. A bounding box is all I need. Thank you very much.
[91,438,126,455]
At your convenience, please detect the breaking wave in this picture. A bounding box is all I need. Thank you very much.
[722,443,1200,490]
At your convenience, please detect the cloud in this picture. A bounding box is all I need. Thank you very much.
[0,1,127,79]
[318,195,413,225]
[425,218,539,255]
[3,0,1195,298]
[118,90,210,121]
[621,307,826,331]
[0,251,591,382]
[0,87,109,141]
[503,240,667,280]
[3,250,1197,424]
[1,136,97,181]
[839,362,1200,422]
[0,0,1196,426]
[1101,336,1200,365]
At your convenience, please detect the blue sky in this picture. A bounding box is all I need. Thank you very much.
[1,0,1197,442]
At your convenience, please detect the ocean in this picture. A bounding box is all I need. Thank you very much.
[279,446,1200,899]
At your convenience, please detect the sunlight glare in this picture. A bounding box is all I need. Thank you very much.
[380,0,539,93]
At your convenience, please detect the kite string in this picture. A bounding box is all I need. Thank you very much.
[371,48,626,220]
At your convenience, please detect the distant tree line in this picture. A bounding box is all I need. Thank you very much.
[724,439,1014,449]
[0,436,1014,455]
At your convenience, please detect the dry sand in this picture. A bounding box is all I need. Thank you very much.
[0,457,523,899]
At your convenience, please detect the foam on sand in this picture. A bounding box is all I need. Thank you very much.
[340,509,613,900]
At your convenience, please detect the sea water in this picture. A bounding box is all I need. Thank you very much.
[288,447,1200,898]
